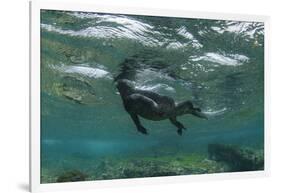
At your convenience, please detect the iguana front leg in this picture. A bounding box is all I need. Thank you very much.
[130,113,148,135]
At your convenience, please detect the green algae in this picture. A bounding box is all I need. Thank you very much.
[41,153,226,183]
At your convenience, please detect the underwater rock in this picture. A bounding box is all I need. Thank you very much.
[62,91,83,104]
[42,154,228,183]
[95,156,224,180]
[121,160,181,178]
[208,143,264,172]
[56,170,88,183]
[62,76,95,94]
[55,75,96,104]
[126,160,214,177]
[69,55,87,64]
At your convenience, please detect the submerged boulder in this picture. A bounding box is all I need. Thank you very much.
[53,75,96,104]
[94,155,226,180]
[208,143,264,172]
[56,170,88,183]
[122,160,180,178]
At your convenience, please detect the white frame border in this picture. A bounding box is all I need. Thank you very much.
[30,1,270,192]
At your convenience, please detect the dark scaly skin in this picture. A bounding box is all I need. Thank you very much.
[116,79,207,136]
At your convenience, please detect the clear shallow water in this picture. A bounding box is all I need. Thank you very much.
[40,10,264,183]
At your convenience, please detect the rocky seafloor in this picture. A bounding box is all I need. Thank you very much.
[41,144,264,183]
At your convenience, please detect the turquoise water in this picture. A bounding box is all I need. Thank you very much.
[40,10,264,183]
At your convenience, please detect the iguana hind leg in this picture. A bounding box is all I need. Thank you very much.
[169,117,186,136]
